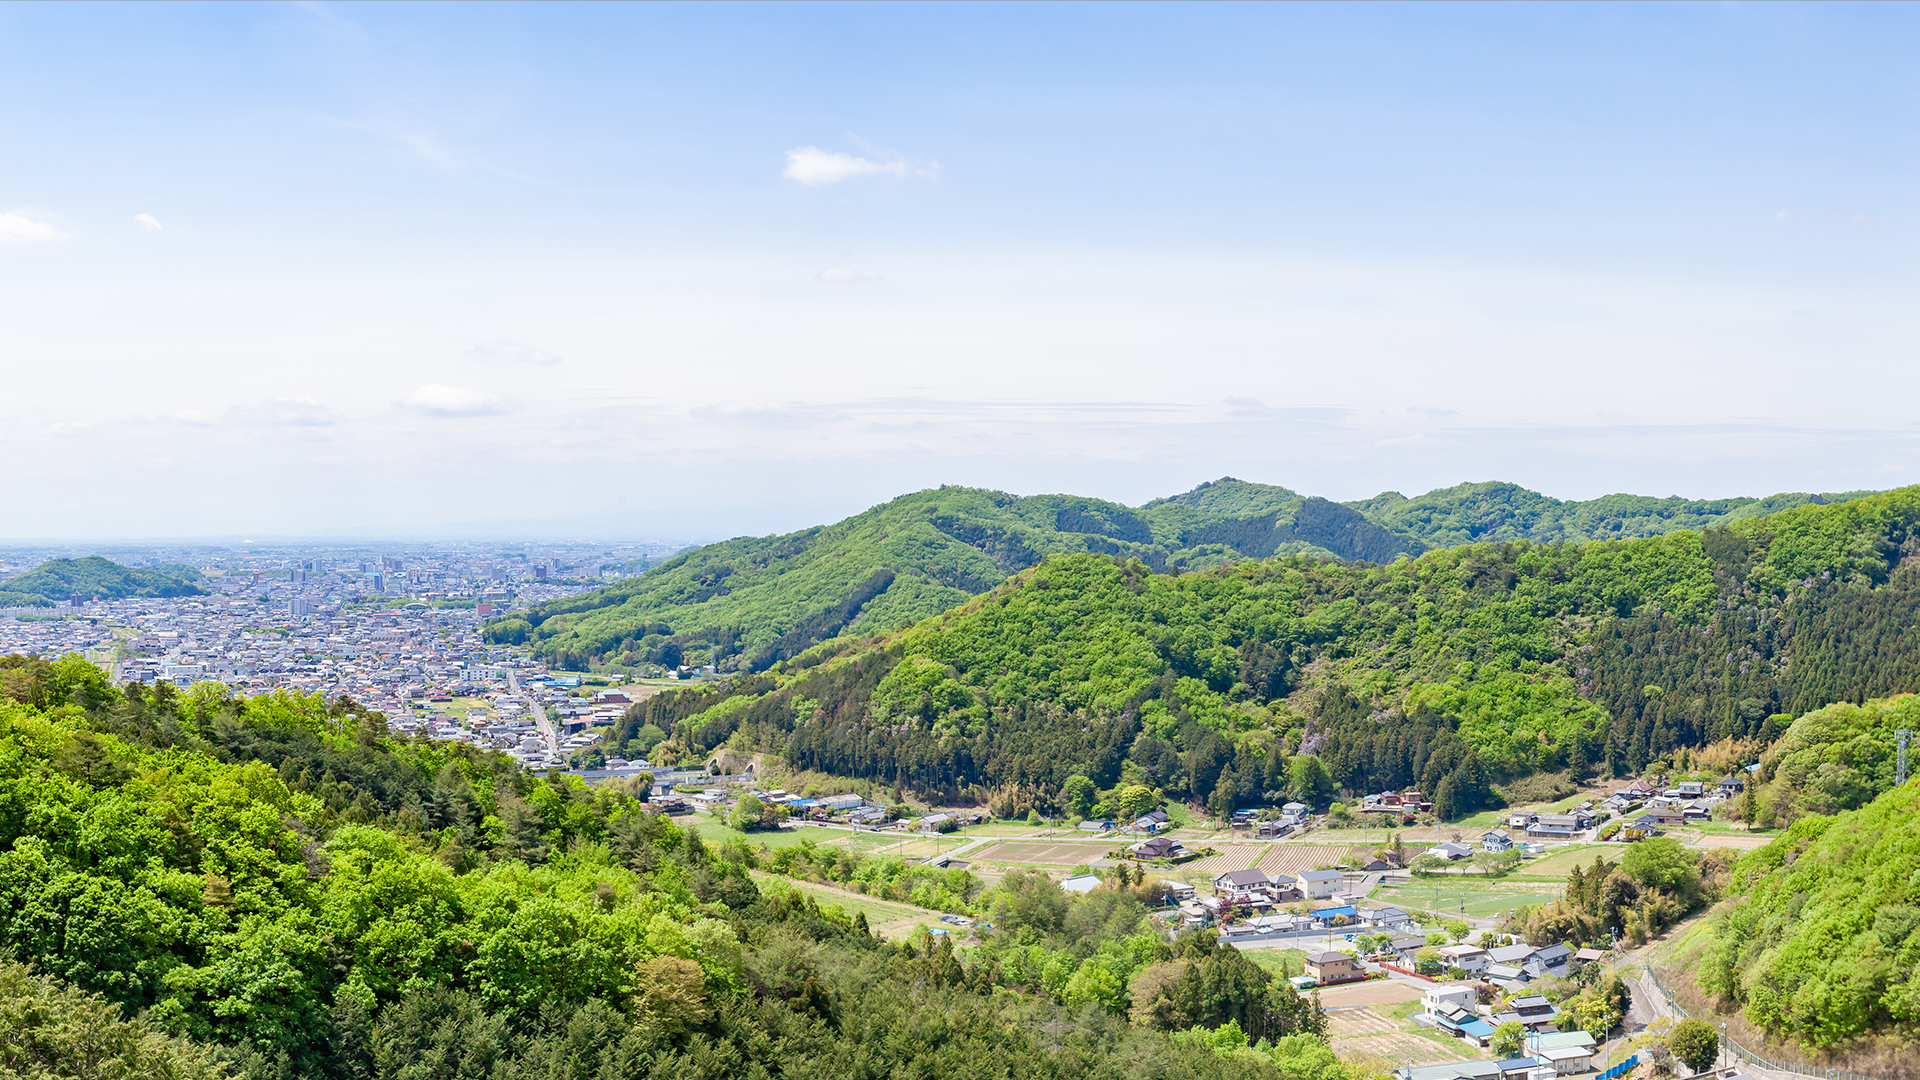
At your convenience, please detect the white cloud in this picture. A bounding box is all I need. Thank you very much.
[227,397,338,427]
[463,341,563,366]
[135,213,163,231]
[401,384,514,417]
[0,212,67,244]
[816,267,881,285]
[782,146,933,185]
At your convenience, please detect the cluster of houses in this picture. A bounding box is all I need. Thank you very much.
[1078,806,1175,834]
[1609,776,1745,840]
[1401,979,1612,1080]
[1232,802,1313,837]
[718,788,885,823]
[1176,866,1421,945]
[1361,789,1436,818]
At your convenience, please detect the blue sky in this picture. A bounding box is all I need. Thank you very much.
[2,2,1916,539]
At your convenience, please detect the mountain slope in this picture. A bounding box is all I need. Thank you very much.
[1145,478,1424,565]
[623,487,1920,815]
[1695,778,1920,1058]
[1348,481,1878,547]
[0,660,1303,1080]
[504,478,1889,673]
[498,483,1419,669]
[0,555,204,607]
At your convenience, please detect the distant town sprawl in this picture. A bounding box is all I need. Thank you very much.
[0,541,694,772]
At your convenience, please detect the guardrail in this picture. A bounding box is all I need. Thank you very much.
[1642,966,1883,1080]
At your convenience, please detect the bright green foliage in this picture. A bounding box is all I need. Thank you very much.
[1620,839,1702,898]
[1513,843,1725,948]
[514,479,1884,676]
[1699,781,1920,1049]
[1348,482,1876,549]
[1490,1020,1526,1058]
[1667,1018,1719,1073]
[497,480,1435,670]
[626,486,1920,812]
[1747,694,1919,824]
[0,659,1354,1080]
[0,555,204,608]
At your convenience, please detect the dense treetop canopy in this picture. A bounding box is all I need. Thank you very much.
[495,479,1879,672]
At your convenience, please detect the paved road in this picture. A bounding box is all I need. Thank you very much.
[1611,958,1799,1080]
[505,669,558,755]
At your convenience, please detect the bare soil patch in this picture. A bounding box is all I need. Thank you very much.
[1691,833,1773,850]
[1316,981,1426,1007]
[972,841,1112,865]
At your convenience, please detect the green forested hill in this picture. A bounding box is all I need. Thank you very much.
[497,483,1418,670]
[0,554,204,607]
[500,478,1884,674]
[623,487,1920,817]
[0,655,1333,1080]
[1346,481,1875,548]
[1697,779,1920,1056]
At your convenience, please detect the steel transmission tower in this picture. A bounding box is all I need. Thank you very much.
[1899,729,1911,788]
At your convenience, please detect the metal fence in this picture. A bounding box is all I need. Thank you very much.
[1641,966,1884,1080]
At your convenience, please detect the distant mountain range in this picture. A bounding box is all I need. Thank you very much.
[0,555,205,608]
[495,478,1878,669]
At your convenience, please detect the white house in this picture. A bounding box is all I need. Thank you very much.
[1437,944,1490,973]
[1298,868,1345,900]
[1422,983,1478,1018]
[1214,869,1273,898]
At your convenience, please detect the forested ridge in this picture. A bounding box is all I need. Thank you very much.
[494,481,1416,671]
[0,555,204,607]
[618,487,1920,818]
[495,479,1878,677]
[1346,481,1873,549]
[0,652,1339,1080]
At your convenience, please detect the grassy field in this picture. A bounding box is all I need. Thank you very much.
[1684,819,1774,836]
[1509,845,1606,879]
[1241,947,1309,979]
[1372,878,1561,919]
[747,873,944,938]
[685,821,843,849]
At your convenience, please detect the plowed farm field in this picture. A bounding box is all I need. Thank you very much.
[971,841,1113,865]
[1327,1012,1461,1066]
[1257,844,1372,876]
[1182,843,1365,876]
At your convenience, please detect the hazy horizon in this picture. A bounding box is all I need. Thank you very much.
[0,472,1889,548]
[6,4,1917,539]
